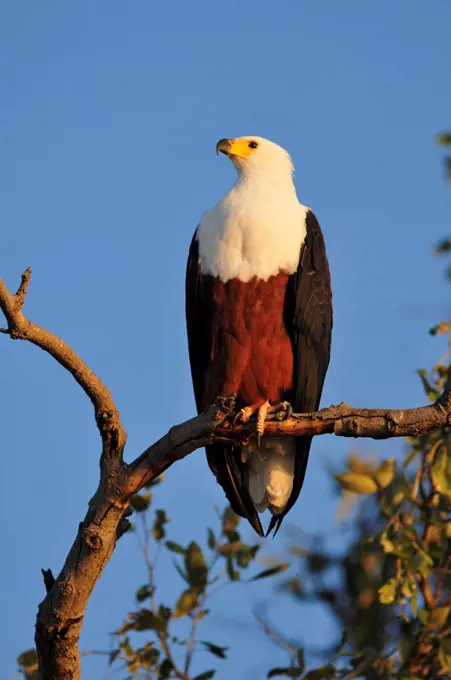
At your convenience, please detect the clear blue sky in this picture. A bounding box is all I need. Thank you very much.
[1,2,450,678]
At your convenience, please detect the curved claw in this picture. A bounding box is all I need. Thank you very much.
[234,406,254,428]
[271,401,292,421]
[281,402,293,421]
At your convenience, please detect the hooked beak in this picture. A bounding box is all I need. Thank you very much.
[216,138,233,156]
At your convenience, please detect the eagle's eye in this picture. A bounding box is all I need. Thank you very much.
[248,141,258,149]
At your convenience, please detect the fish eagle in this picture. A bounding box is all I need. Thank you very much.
[185,136,333,536]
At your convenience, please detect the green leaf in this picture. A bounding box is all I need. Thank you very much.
[174,588,199,618]
[429,321,451,336]
[380,534,395,553]
[415,550,434,578]
[335,472,378,494]
[185,542,208,589]
[17,650,38,668]
[436,237,451,254]
[439,639,451,672]
[119,637,134,657]
[419,609,430,625]
[236,548,251,568]
[117,607,171,634]
[173,559,190,584]
[378,577,397,604]
[17,649,39,678]
[252,563,289,580]
[165,540,186,554]
[130,493,151,512]
[392,490,405,505]
[200,641,229,659]
[431,448,451,497]
[417,369,439,402]
[158,658,174,679]
[401,577,416,599]
[138,645,160,668]
[429,605,451,627]
[207,528,216,550]
[437,133,451,146]
[136,585,152,602]
[129,609,160,632]
[223,506,240,539]
[374,459,396,489]
[108,649,120,665]
[193,671,216,680]
[153,509,169,541]
[303,664,335,679]
[217,540,242,557]
[267,668,303,678]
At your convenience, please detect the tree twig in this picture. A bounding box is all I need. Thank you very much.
[1,268,450,680]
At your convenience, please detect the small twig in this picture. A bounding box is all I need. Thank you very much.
[184,591,208,677]
[41,568,56,594]
[138,515,187,680]
[256,613,299,657]
[15,266,32,308]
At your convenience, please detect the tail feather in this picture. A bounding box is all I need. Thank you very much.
[266,436,312,537]
[206,443,264,537]
[245,438,295,513]
[206,436,311,538]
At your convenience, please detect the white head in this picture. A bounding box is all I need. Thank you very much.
[216,135,294,180]
[198,135,307,282]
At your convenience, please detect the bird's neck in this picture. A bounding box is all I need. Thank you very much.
[232,169,297,199]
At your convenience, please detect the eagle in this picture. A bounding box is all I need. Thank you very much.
[185,136,332,537]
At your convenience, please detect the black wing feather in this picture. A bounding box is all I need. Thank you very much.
[185,232,264,537]
[267,210,333,536]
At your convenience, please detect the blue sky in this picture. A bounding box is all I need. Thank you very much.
[1,1,450,678]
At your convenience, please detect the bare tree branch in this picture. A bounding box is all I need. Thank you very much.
[0,268,126,447]
[1,268,450,680]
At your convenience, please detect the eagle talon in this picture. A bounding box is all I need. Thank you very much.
[274,402,292,421]
[234,406,254,428]
[256,401,270,449]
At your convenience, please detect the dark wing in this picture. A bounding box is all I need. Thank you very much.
[267,210,333,536]
[185,231,265,537]
[185,231,211,413]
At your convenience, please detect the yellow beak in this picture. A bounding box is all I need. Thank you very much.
[216,138,255,159]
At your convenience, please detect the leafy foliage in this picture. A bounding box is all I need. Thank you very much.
[438,131,451,183]
[98,491,284,679]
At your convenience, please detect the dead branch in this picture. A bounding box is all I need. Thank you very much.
[1,268,450,680]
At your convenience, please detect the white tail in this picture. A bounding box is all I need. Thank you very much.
[242,437,295,514]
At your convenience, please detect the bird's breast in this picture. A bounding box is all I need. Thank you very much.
[198,191,308,283]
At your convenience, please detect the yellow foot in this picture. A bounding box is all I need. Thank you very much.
[256,402,270,448]
[234,406,255,427]
[257,401,293,448]
[234,401,293,448]
[269,401,293,422]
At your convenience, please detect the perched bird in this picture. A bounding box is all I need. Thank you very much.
[186,136,332,537]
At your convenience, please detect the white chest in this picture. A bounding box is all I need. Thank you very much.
[197,183,308,283]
